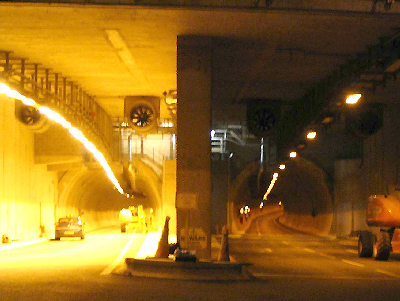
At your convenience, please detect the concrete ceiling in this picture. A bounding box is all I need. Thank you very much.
[0,2,400,120]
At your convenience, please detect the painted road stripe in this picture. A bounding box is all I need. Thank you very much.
[346,249,358,254]
[100,232,136,276]
[341,259,365,268]
[251,273,396,280]
[282,241,290,245]
[375,269,400,278]
[303,248,316,253]
[317,253,337,260]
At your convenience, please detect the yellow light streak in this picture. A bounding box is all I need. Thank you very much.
[0,82,125,195]
[263,172,279,201]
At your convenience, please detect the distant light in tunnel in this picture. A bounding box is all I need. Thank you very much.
[346,93,362,104]
[279,164,286,170]
[289,151,297,158]
[306,131,317,139]
[263,172,279,201]
[0,82,125,196]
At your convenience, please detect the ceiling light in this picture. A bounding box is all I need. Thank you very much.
[289,151,297,158]
[346,93,362,104]
[307,131,317,139]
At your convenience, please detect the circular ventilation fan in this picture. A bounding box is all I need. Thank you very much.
[20,105,41,125]
[130,104,154,128]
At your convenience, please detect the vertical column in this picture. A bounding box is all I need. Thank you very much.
[176,36,212,259]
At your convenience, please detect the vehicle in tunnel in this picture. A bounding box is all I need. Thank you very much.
[119,205,146,233]
[55,216,85,240]
[358,193,400,261]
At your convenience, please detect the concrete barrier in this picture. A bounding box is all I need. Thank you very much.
[121,258,254,281]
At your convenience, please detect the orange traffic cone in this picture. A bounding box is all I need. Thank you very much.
[218,225,230,261]
[155,216,170,258]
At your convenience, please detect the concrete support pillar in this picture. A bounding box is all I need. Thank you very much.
[334,159,364,237]
[176,36,212,259]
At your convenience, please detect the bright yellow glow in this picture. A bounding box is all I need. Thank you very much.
[69,128,88,144]
[0,82,125,195]
[22,98,36,106]
[0,83,11,94]
[346,93,362,104]
[307,131,317,139]
[279,164,286,170]
[39,107,71,128]
[6,90,24,100]
[289,151,297,158]
[263,173,279,200]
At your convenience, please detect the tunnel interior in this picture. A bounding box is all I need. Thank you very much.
[231,157,333,236]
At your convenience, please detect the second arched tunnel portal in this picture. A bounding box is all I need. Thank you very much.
[229,157,333,237]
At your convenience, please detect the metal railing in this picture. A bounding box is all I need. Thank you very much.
[0,51,119,162]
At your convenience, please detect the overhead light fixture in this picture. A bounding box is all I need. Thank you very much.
[307,131,317,140]
[322,116,334,124]
[346,93,362,104]
[279,164,286,170]
[289,151,297,158]
[105,29,149,88]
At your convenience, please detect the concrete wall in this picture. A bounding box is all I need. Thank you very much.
[0,95,58,241]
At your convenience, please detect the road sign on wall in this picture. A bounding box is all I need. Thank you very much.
[180,227,207,249]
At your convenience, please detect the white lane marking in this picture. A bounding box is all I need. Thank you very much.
[262,248,272,253]
[346,249,358,254]
[256,219,261,236]
[303,248,316,253]
[341,259,365,268]
[251,273,396,280]
[317,253,337,260]
[282,241,290,245]
[100,232,136,276]
[375,269,400,278]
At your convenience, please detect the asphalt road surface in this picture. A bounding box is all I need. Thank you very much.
[1,212,400,301]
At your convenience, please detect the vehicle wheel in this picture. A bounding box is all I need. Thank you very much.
[358,231,373,258]
[121,223,126,233]
[81,234,85,240]
[373,231,391,261]
[55,237,60,241]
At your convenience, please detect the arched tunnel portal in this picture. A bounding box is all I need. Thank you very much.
[57,159,162,233]
[231,157,333,236]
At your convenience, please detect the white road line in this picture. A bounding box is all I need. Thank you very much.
[262,248,272,253]
[375,269,400,278]
[251,273,396,280]
[317,253,337,260]
[257,219,261,236]
[282,241,290,245]
[303,248,316,253]
[100,232,136,276]
[346,249,358,254]
[341,259,365,268]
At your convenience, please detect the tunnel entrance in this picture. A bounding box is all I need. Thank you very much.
[230,157,333,236]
